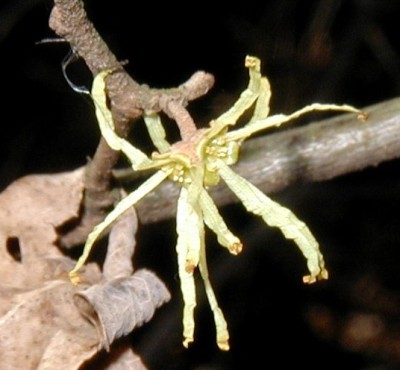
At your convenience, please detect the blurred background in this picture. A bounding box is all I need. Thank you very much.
[1,1,400,369]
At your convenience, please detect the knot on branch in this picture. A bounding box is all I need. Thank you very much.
[178,71,215,101]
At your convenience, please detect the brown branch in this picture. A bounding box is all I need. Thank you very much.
[49,0,214,247]
[134,97,400,223]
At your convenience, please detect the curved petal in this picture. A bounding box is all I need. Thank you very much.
[91,70,153,170]
[216,160,328,283]
[143,111,171,153]
[210,56,267,134]
[198,235,230,351]
[199,189,242,255]
[226,103,362,142]
[176,186,200,347]
[69,170,169,284]
[177,184,231,349]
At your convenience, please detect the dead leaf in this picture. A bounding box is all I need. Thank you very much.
[0,168,87,287]
[74,269,171,350]
[0,169,170,369]
[0,280,99,369]
[85,342,148,370]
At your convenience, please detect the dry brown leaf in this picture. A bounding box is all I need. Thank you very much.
[0,280,99,369]
[74,269,171,350]
[0,168,89,288]
[85,343,148,370]
[0,169,170,370]
[102,346,148,370]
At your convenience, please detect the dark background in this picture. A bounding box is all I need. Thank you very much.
[1,1,400,369]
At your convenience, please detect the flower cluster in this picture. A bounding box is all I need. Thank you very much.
[69,56,362,350]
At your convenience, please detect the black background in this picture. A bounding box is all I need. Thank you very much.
[1,1,400,369]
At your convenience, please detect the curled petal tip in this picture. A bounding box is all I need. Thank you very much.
[358,111,368,121]
[185,260,197,274]
[302,268,329,284]
[217,340,230,351]
[303,275,316,284]
[69,271,81,285]
[229,242,243,255]
[320,268,329,280]
[244,55,260,70]
[183,338,193,349]
[185,250,199,273]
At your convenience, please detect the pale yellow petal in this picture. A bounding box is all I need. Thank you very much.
[176,187,201,347]
[143,111,171,153]
[216,160,328,283]
[199,189,242,255]
[198,234,230,351]
[177,181,231,349]
[69,169,169,284]
[213,56,263,129]
[186,167,204,208]
[91,70,153,170]
[226,103,362,142]
[248,76,271,123]
[183,186,231,350]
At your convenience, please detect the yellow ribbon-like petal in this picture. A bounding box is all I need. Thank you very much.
[69,169,169,284]
[216,159,328,283]
[176,186,200,347]
[92,70,153,170]
[200,189,242,255]
[143,111,171,154]
[226,103,362,142]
